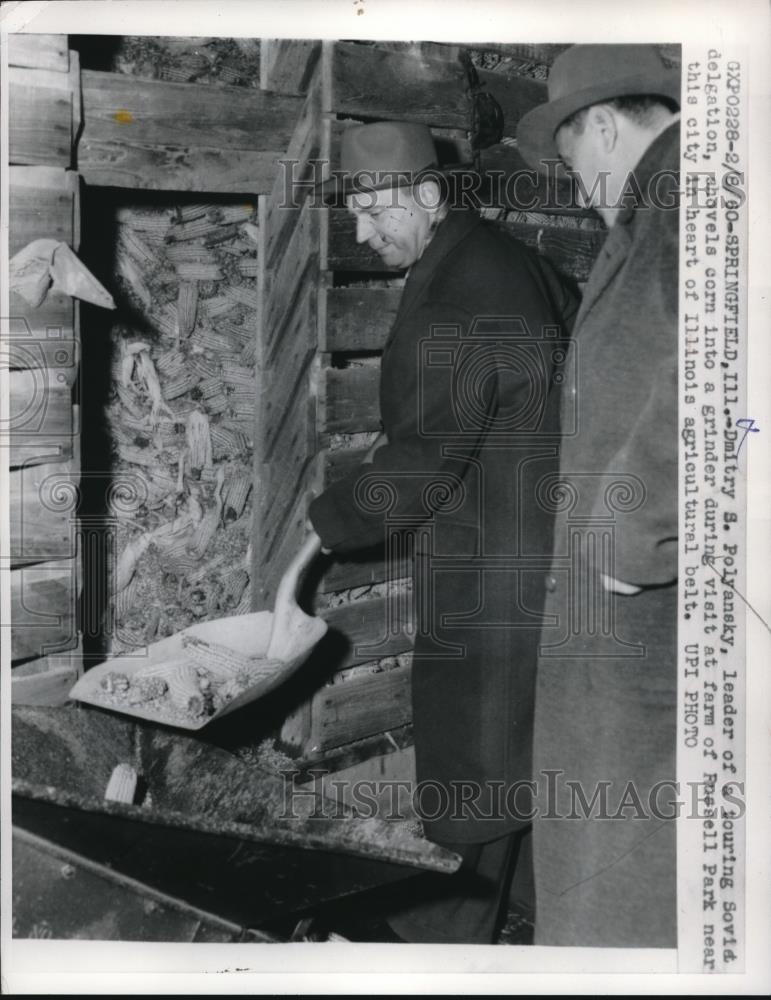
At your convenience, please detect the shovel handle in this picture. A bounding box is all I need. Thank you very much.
[272,531,323,614]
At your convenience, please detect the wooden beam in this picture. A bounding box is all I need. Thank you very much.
[331,42,471,128]
[322,366,381,436]
[9,66,74,167]
[496,219,604,283]
[476,68,547,136]
[7,370,74,469]
[324,288,401,352]
[11,559,79,662]
[260,39,321,96]
[78,70,303,193]
[9,458,79,565]
[7,34,70,72]
[320,551,410,594]
[321,596,414,670]
[9,166,77,255]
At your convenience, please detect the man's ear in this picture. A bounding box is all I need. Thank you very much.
[416,178,442,214]
[589,105,619,153]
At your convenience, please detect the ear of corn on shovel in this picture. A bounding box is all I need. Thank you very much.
[69,534,327,730]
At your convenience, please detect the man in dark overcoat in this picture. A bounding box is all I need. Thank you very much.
[306,121,576,942]
[517,44,681,947]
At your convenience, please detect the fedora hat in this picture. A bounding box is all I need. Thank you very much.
[319,121,440,201]
[517,44,681,173]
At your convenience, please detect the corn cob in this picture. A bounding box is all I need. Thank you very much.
[162,243,217,265]
[181,633,256,679]
[221,362,255,388]
[155,348,186,379]
[115,207,172,234]
[166,215,223,243]
[162,370,201,400]
[214,320,252,345]
[237,258,260,277]
[188,507,220,557]
[104,763,139,804]
[222,567,250,608]
[203,294,240,319]
[175,262,223,282]
[154,303,179,341]
[211,423,250,459]
[219,203,256,224]
[228,283,260,311]
[116,249,152,310]
[239,339,257,367]
[177,281,199,338]
[204,223,241,247]
[118,227,157,267]
[176,204,212,223]
[222,473,252,521]
[190,326,235,354]
[186,409,213,470]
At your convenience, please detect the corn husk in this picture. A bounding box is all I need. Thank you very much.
[241,222,260,246]
[177,281,199,337]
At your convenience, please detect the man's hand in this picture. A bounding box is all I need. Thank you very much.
[305,521,332,555]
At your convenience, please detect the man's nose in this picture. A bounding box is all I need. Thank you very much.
[355,214,376,244]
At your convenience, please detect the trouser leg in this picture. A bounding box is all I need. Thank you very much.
[387,830,522,944]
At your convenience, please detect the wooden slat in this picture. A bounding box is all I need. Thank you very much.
[479,143,587,215]
[260,39,321,96]
[308,663,413,753]
[10,559,79,661]
[322,366,381,435]
[321,596,414,670]
[257,488,313,609]
[264,200,320,354]
[9,166,76,255]
[497,219,604,283]
[321,551,410,594]
[78,70,303,193]
[9,66,73,167]
[7,34,69,72]
[6,370,73,469]
[476,69,547,135]
[324,288,401,352]
[291,724,414,774]
[331,42,471,128]
[327,207,403,273]
[9,458,78,565]
[11,666,79,707]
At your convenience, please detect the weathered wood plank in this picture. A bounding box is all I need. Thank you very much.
[7,300,77,370]
[6,371,74,469]
[9,458,79,565]
[322,366,381,435]
[9,66,73,167]
[257,488,315,610]
[496,219,604,283]
[309,663,413,753]
[290,724,414,774]
[264,199,320,355]
[323,446,370,487]
[7,34,70,72]
[78,70,302,193]
[320,550,410,594]
[321,595,414,670]
[331,42,471,128]
[324,287,401,352]
[10,559,79,661]
[260,39,321,96]
[9,166,76,255]
[476,68,546,135]
[479,143,587,214]
[11,666,80,707]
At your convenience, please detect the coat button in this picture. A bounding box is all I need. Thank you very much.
[545,574,557,592]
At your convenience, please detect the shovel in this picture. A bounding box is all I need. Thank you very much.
[69,534,326,730]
